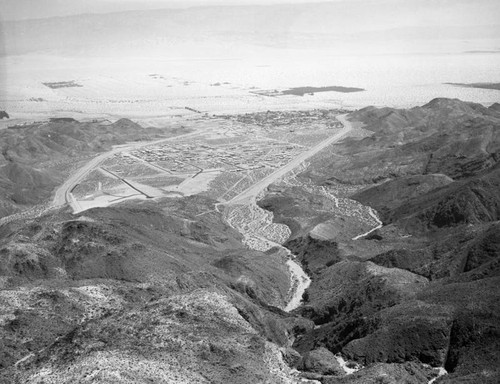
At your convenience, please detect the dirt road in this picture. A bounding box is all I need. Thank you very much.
[51,131,200,208]
[226,114,353,205]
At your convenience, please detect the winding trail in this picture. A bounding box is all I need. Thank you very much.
[351,207,383,240]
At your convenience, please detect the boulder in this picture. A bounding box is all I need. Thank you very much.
[281,347,302,368]
[343,302,453,366]
[300,347,344,376]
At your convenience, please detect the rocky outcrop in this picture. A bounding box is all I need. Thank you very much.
[385,165,500,233]
[285,235,342,277]
[259,185,374,244]
[418,276,500,381]
[368,221,500,280]
[13,289,297,384]
[293,261,428,353]
[322,362,433,384]
[0,162,60,206]
[489,102,500,114]
[300,347,344,376]
[343,301,454,366]
[352,174,454,221]
[462,222,500,272]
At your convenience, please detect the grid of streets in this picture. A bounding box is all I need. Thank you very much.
[71,110,345,206]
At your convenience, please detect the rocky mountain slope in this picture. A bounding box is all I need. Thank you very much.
[303,98,500,185]
[352,164,500,233]
[0,197,307,383]
[261,99,500,383]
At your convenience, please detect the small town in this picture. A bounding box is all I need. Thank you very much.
[84,109,345,203]
[218,108,346,128]
[128,139,304,175]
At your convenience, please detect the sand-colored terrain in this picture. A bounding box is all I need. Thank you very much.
[2,50,499,131]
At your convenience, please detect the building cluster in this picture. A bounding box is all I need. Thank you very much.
[101,110,344,198]
[218,109,345,129]
[127,140,303,175]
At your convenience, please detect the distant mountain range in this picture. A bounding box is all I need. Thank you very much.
[3,1,500,56]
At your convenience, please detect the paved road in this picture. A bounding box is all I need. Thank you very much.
[51,130,200,208]
[226,114,353,205]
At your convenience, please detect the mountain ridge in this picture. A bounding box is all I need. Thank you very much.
[259,98,500,383]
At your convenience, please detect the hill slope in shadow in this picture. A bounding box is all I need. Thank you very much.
[261,98,500,383]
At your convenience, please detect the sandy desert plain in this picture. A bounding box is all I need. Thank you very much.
[2,49,500,126]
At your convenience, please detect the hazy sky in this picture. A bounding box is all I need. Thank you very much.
[0,0,357,20]
[2,0,500,39]
[2,0,498,23]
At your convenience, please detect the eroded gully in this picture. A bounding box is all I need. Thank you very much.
[223,197,311,312]
[222,189,372,376]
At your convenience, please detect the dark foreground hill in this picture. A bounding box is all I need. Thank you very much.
[0,119,186,219]
[0,197,308,383]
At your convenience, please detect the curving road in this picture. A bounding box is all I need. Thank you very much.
[51,130,200,208]
[226,113,353,205]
